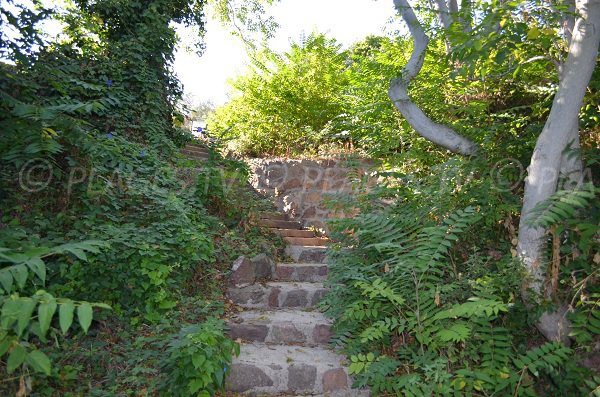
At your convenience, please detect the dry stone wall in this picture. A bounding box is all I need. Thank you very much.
[247,157,375,232]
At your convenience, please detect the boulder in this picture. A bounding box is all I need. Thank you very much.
[230,256,255,287]
[251,253,275,279]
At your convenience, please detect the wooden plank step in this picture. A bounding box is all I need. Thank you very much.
[284,237,329,246]
[272,229,316,238]
[259,212,287,221]
[260,219,303,229]
[181,149,209,158]
[185,144,209,151]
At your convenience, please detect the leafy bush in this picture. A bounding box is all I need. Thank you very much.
[160,317,240,396]
[209,32,349,156]
[0,1,257,394]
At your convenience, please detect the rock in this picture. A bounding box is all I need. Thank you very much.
[226,363,274,392]
[271,322,306,344]
[283,289,308,307]
[312,324,333,344]
[274,266,294,280]
[303,191,322,204]
[268,287,281,307]
[251,253,275,279]
[302,206,317,219]
[310,289,328,306]
[228,285,265,305]
[230,256,255,287]
[322,368,348,392]
[282,178,303,190]
[288,363,317,391]
[228,324,269,342]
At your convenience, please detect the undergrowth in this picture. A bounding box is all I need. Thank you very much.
[0,1,284,394]
[323,159,600,396]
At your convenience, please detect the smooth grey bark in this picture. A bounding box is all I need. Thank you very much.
[434,0,453,30]
[517,0,600,343]
[389,0,479,155]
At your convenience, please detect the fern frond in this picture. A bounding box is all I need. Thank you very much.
[513,342,572,377]
[526,184,598,228]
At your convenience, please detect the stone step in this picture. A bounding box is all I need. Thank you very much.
[275,263,328,282]
[284,236,329,246]
[260,219,304,229]
[228,282,327,309]
[285,245,328,263]
[227,309,332,346]
[226,343,363,395]
[272,229,316,238]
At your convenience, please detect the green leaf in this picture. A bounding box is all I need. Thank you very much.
[25,257,46,284]
[527,26,540,40]
[59,301,75,335]
[192,353,206,369]
[0,338,12,357]
[26,349,51,375]
[77,303,93,333]
[7,344,26,373]
[0,270,13,293]
[11,264,28,289]
[17,298,36,337]
[38,298,58,336]
[437,322,471,342]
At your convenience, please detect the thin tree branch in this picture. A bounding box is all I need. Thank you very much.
[389,0,479,155]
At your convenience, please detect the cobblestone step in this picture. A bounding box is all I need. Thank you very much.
[228,282,327,309]
[228,309,332,346]
[285,245,328,263]
[225,343,364,395]
[274,263,328,282]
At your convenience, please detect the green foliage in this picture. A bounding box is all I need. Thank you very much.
[0,1,279,394]
[209,32,349,156]
[323,167,597,395]
[160,317,240,396]
[0,241,110,379]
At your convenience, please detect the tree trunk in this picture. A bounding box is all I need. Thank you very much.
[517,0,600,343]
[389,0,479,156]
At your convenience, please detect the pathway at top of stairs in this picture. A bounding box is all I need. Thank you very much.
[181,143,210,161]
[225,213,368,396]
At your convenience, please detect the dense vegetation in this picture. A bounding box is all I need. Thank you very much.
[209,0,600,395]
[1,0,599,395]
[0,0,285,395]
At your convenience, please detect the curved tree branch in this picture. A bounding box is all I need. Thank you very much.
[389,0,479,155]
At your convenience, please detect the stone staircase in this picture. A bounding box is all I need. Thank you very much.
[225,214,368,396]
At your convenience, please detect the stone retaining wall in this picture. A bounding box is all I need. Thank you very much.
[247,157,375,231]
